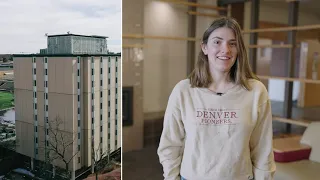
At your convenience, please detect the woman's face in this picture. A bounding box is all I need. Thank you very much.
[201,27,238,73]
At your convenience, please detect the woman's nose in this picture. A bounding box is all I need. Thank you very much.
[220,43,231,53]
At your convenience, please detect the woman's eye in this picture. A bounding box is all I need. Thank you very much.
[213,41,220,44]
[230,42,237,46]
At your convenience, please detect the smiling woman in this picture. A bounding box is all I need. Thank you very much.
[157,17,276,180]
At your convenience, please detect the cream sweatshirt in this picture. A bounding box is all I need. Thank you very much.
[157,79,276,180]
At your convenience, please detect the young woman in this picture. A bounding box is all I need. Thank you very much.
[157,17,276,180]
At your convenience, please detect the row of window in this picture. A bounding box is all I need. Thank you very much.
[33,69,48,75]
[32,58,47,63]
[34,103,48,111]
[34,138,49,147]
[32,58,38,157]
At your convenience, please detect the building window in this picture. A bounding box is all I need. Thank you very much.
[108,67,110,73]
[34,103,37,109]
[92,118,94,124]
[35,126,37,132]
[78,133,80,139]
[108,112,110,117]
[46,141,49,146]
[108,90,110,95]
[46,129,48,135]
[78,95,80,101]
[108,134,110,139]
[100,114,102,120]
[92,93,94,100]
[115,140,117,146]
[78,120,80,126]
[45,81,48,87]
[108,79,110,84]
[36,149,38,154]
[92,105,94,111]
[77,58,80,63]
[116,88,118,94]
[34,92,37,98]
[46,105,48,111]
[78,157,81,164]
[115,99,117,104]
[77,69,80,76]
[45,58,48,63]
[45,69,48,75]
[92,69,94,75]
[100,137,102,143]
[100,91,102,97]
[100,103,102,109]
[116,67,117,72]
[115,129,117,135]
[116,109,117,115]
[92,81,94,88]
[100,68,103,74]
[100,126,102,132]
[116,78,117,83]
[34,80,36,86]
[78,145,80,151]
[78,82,80,89]
[46,117,48,123]
[46,93,48,99]
[33,69,36,75]
[35,137,38,143]
[108,101,110,106]
[100,80,102,86]
[33,58,36,63]
[78,108,80,114]
[92,129,94,136]
[35,115,37,120]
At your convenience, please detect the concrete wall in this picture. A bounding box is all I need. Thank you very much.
[122,0,145,152]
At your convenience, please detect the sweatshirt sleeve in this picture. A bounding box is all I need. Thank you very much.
[249,100,276,180]
[157,84,185,180]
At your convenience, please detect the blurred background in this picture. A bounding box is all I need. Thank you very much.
[122,0,320,179]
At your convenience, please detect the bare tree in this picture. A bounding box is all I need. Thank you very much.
[91,139,112,180]
[39,116,79,179]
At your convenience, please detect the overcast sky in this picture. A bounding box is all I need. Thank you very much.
[0,0,121,54]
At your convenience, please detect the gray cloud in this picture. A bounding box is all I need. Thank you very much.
[0,0,121,54]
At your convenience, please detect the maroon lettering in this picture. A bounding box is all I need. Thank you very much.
[217,112,223,118]
[209,111,215,119]
[223,119,228,124]
[231,112,237,118]
[197,111,203,117]
[203,111,208,118]
[227,119,232,123]
[224,112,230,118]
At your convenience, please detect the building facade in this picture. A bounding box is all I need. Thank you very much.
[13,54,121,176]
[47,34,108,55]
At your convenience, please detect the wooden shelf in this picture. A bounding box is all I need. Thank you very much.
[159,0,227,11]
[273,116,311,127]
[258,75,320,84]
[187,11,221,18]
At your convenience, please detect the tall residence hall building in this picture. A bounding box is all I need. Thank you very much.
[13,34,121,178]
